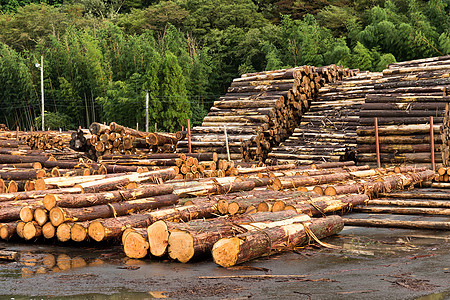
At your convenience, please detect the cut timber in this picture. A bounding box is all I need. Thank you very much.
[212,215,344,267]
[353,206,450,215]
[90,202,217,243]
[343,218,450,230]
[166,211,305,263]
[122,228,149,259]
[42,222,55,239]
[0,222,17,240]
[43,184,173,210]
[49,194,179,226]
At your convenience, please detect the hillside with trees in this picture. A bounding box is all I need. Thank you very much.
[0,0,448,130]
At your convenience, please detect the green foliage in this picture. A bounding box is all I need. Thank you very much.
[34,111,73,130]
[0,0,449,130]
[0,42,35,128]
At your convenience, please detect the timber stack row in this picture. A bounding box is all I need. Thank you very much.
[441,103,450,166]
[0,159,437,267]
[267,71,382,165]
[177,65,356,162]
[20,131,72,150]
[70,122,180,160]
[357,55,450,167]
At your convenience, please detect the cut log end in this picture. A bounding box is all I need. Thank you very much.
[123,231,149,259]
[217,200,229,215]
[23,222,41,240]
[56,223,72,242]
[20,207,34,223]
[16,221,25,239]
[167,230,194,263]
[272,201,286,212]
[227,202,240,215]
[212,237,241,268]
[43,194,57,211]
[49,207,65,227]
[71,223,88,242]
[34,208,48,226]
[147,220,169,257]
[88,221,105,242]
[34,178,46,191]
[0,224,15,240]
[42,223,55,239]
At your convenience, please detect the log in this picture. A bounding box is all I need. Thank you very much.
[49,194,179,226]
[43,184,173,210]
[212,215,343,267]
[0,222,17,240]
[88,202,217,243]
[167,212,309,263]
[343,217,450,230]
[122,228,149,259]
[353,206,450,215]
[42,222,55,239]
[367,199,450,208]
[70,221,91,242]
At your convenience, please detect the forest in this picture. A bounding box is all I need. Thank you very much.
[0,0,449,131]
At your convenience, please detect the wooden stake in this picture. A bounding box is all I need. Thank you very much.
[430,116,435,171]
[375,117,381,168]
[187,119,191,154]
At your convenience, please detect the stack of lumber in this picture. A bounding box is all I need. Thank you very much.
[0,124,8,131]
[0,168,178,242]
[357,55,450,166]
[70,122,180,160]
[441,103,450,166]
[122,166,434,265]
[267,71,382,165]
[435,166,450,182]
[177,65,355,162]
[98,152,237,180]
[0,157,437,267]
[344,186,450,230]
[20,131,72,150]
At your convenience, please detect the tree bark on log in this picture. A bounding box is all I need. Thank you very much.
[49,194,179,226]
[212,215,343,267]
[343,217,450,230]
[89,202,217,243]
[43,184,173,210]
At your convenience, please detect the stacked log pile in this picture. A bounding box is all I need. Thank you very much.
[344,186,450,230]
[267,71,382,165]
[0,157,439,266]
[357,55,450,167]
[20,131,72,150]
[98,152,237,180]
[177,65,355,162]
[441,103,450,166]
[70,122,180,159]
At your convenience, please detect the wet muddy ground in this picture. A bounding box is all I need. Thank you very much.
[0,218,449,299]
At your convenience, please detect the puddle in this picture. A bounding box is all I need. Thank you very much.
[1,290,159,300]
[415,290,450,300]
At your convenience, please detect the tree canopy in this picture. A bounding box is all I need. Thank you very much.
[0,0,448,130]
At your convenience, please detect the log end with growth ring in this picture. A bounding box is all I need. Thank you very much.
[23,222,41,240]
[49,207,66,227]
[0,224,14,240]
[16,221,25,239]
[167,230,194,263]
[212,237,242,268]
[217,200,229,215]
[227,202,240,215]
[147,220,170,257]
[34,178,47,191]
[123,231,149,259]
[88,221,106,242]
[71,223,87,242]
[56,223,72,242]
[42,223,55,239]
[34,208,48,226]
[19,207,34,223]
[43,194,57,211]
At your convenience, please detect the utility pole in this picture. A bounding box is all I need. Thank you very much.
[145,91,149,132]
[35,56,44,131]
